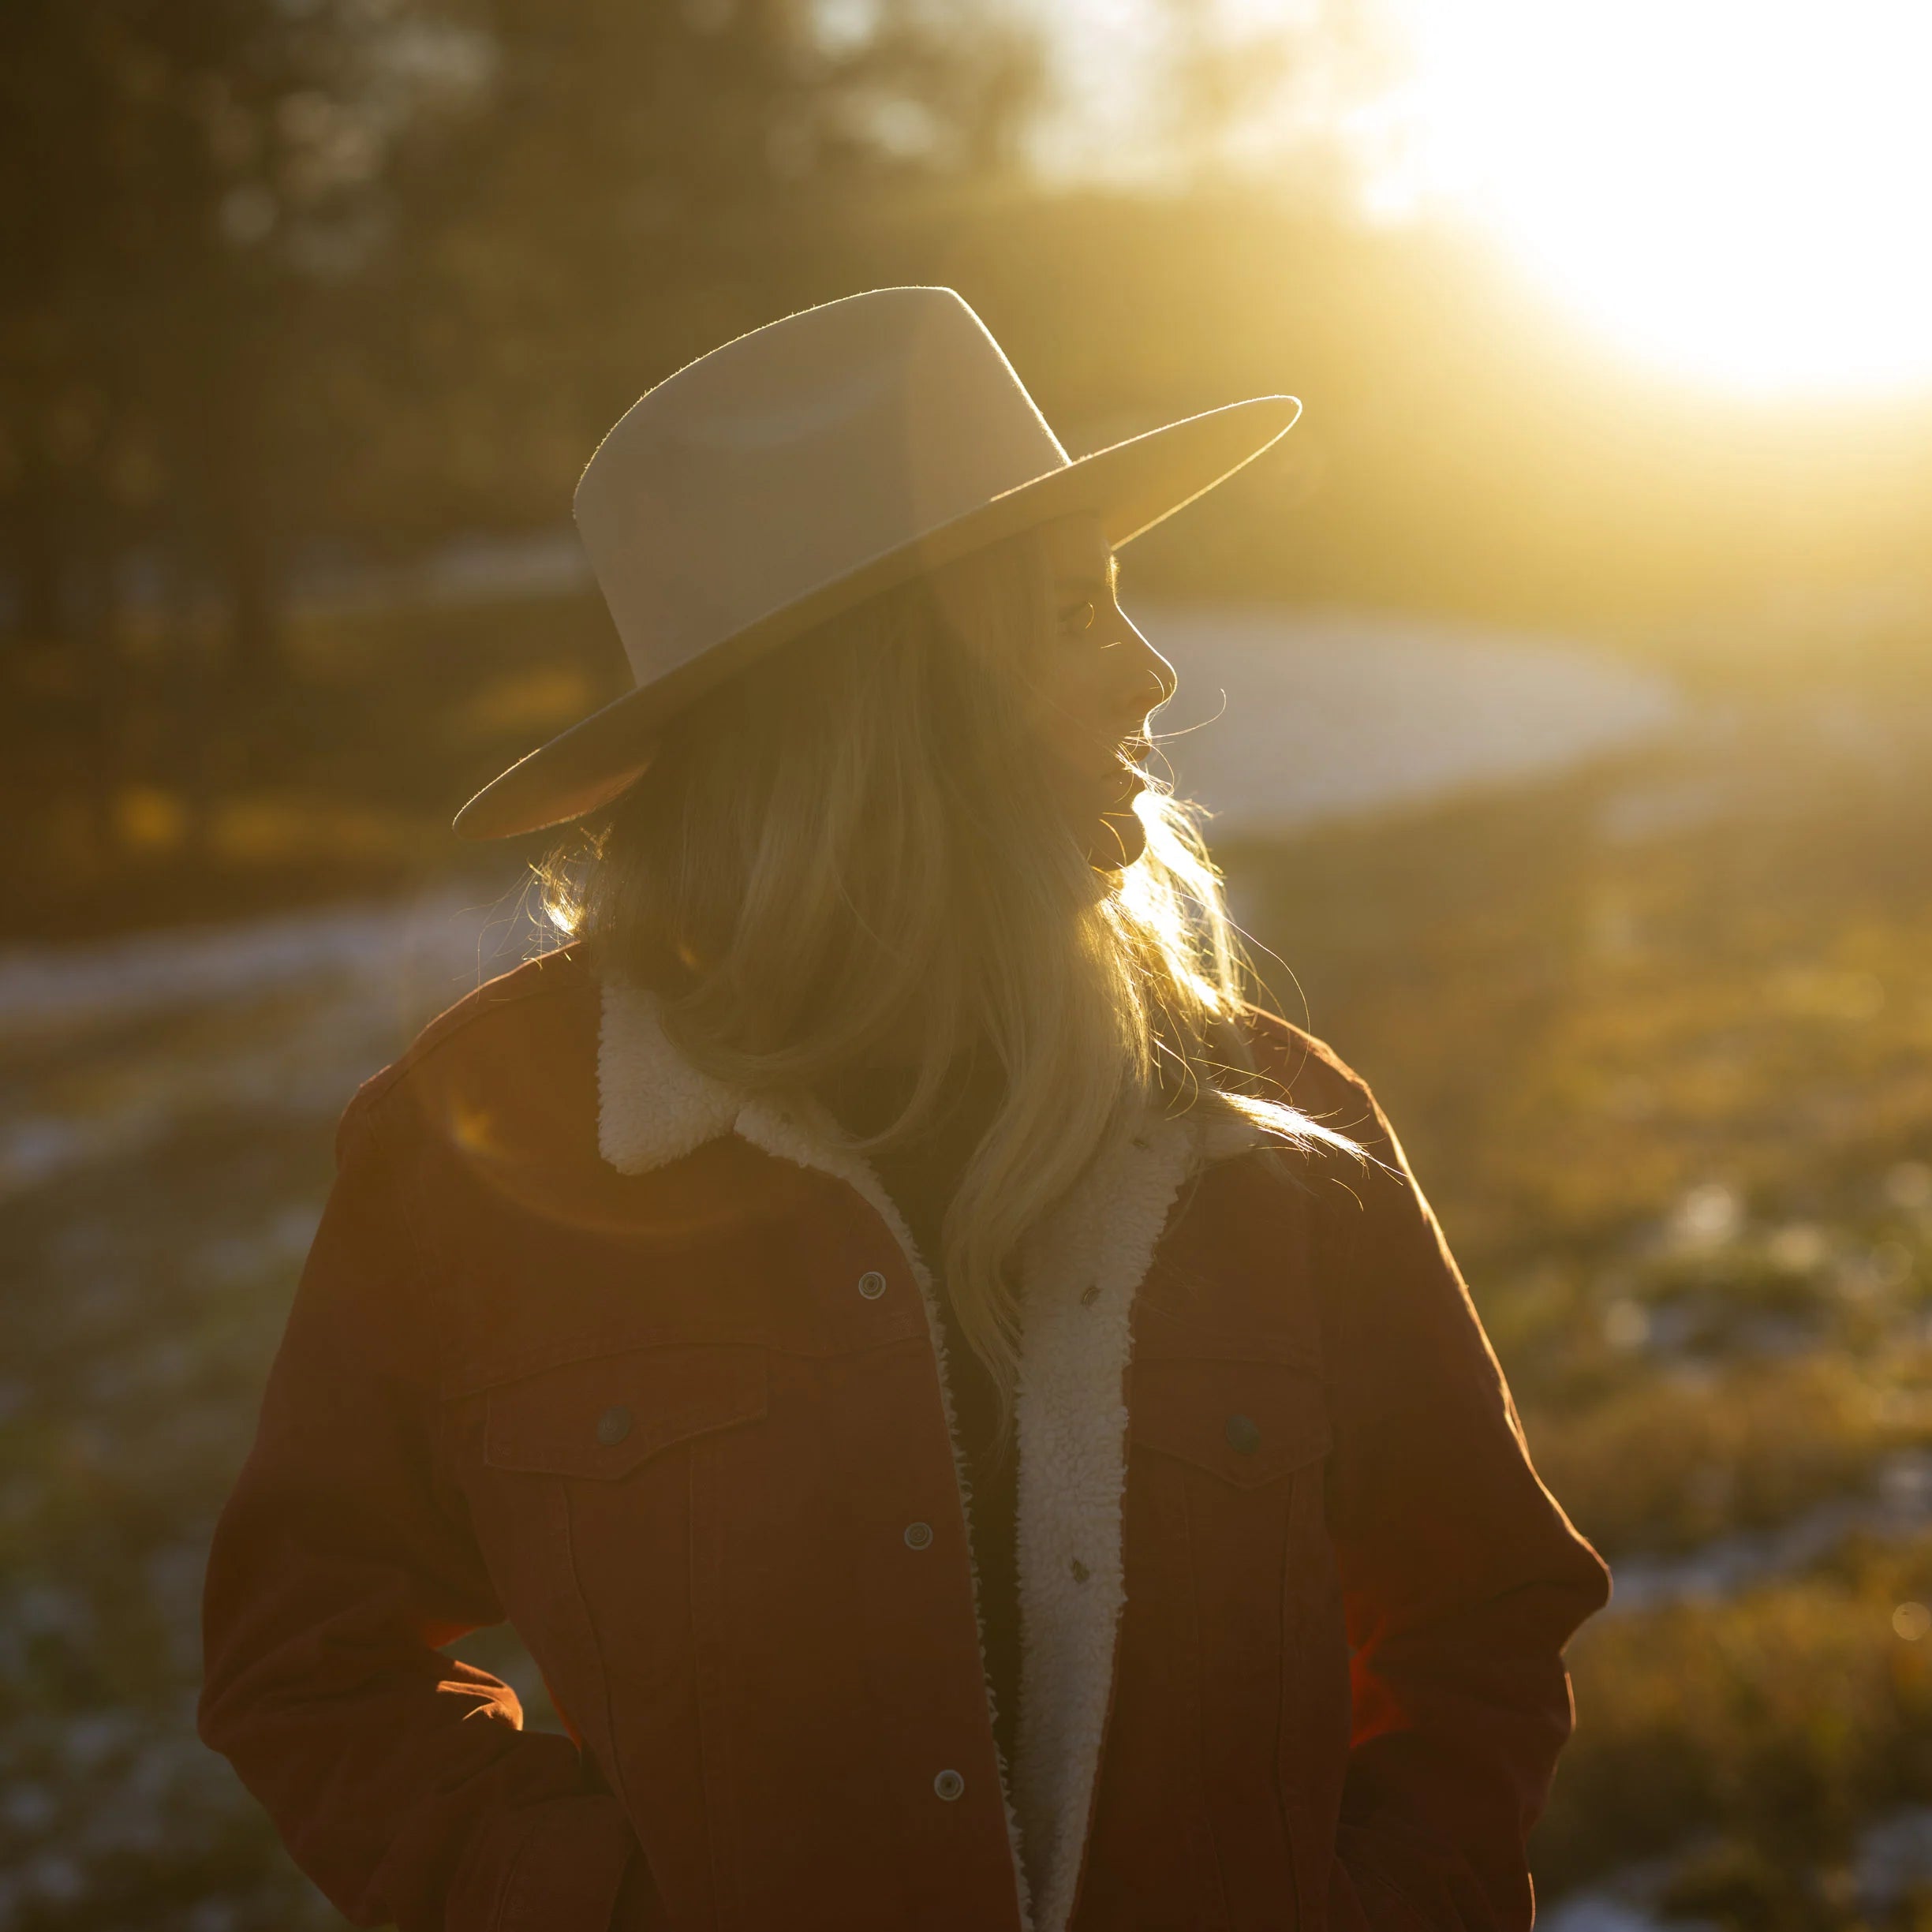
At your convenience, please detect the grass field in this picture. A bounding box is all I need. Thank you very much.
[1234,657,1932,1928]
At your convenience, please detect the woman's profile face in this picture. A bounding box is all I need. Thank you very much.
[1032,513,1178,871]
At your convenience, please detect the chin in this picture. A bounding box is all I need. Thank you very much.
[1087,811,1149,873]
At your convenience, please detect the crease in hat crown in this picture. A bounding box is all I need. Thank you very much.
[572,286,1071,693]
[451,282,1302,841]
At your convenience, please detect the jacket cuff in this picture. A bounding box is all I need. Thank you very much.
[1334,1821,1496,1932]
[469,1793,641,1932]
[1332,1849,1437,1932]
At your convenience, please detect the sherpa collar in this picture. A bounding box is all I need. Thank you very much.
[595,971,1254,1932]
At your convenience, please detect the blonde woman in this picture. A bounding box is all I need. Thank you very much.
[200,289,1609,1932]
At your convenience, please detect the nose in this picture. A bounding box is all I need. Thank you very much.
[1116,615,1177,719]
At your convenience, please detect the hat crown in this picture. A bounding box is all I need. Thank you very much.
[574,286,1070,686]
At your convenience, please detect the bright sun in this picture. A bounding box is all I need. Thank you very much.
[1362,0,1932,397]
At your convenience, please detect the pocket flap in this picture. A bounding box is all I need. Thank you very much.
[484,1343,768,1479]
[1128,1355,1332,1489]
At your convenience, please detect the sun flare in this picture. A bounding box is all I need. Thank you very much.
[1362,0,1932,396]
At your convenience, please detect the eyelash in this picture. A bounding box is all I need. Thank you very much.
[1059,599,1097,633]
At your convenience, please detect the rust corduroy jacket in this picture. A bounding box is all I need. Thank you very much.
[198,942,1611,1932]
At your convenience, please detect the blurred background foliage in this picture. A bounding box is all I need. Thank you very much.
[6,1,1932,1928]
[6,0,1931,932]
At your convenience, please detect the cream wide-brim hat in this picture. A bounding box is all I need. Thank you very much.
[453,286,1301,841]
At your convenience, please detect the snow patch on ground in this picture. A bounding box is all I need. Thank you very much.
[0,880,541,1041]
[0,608,1685,1048]
[1605,1450,1932,1616]
[1144,604,1685,836]
[0,880,550,1195]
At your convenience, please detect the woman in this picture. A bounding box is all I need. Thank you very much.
[200,287,1609,1932]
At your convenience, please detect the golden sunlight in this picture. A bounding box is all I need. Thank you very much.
[1362,0,1932,396]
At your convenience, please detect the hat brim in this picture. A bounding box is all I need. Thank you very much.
[452,392,1301,841]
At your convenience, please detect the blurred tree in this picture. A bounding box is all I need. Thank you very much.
[381,0,1048,533]
[0,0,1046,869]
[1139,0,1393,192]
[0,0,484,688]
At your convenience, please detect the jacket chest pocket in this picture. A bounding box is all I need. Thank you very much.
[450,1342,772,1841]
[1128,1344,1336,1723]
[481,1343,770,1483]
[1120,1344,1344,1916]
[1129,1352,1332,1494]
[456,1343,771,1694]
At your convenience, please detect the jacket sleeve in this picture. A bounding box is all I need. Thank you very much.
[197,1091,649,1932]
[1308,1059,1612,1932]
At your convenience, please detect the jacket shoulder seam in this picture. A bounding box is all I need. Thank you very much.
[349,943,590,1132]
[1237,1003,1381,1137]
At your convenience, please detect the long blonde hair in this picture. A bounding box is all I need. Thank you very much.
[539,521,1358,1441]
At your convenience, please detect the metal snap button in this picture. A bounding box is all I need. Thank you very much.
[903,1522,934,1550]
[858,1270,888,1300]
[932,1768,965,1802]
[1224,1412,1261,1456]
[596,1403,633,1448]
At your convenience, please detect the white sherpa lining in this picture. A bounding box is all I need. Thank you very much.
[596,973,1251,1932]
[1009,1119,1198,1928]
